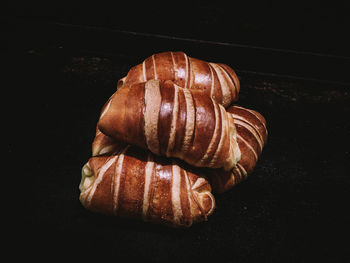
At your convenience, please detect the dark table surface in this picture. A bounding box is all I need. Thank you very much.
[7,20,350,262]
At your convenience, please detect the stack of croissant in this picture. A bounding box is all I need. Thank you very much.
[79,51,268,227]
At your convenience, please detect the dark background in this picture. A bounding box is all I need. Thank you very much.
[4,1,350,262]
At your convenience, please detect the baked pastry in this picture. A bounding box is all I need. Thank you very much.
[92,103,267,194]
[80,52,268,228]
[80,144,215,227]
[209,105,268,193]
[118,51,240,108]
[98,79,241,171]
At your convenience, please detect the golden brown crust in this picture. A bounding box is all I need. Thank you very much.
[119,51,240,108]
[92,103,268,195]
[98,80,240,170]
[82,53,268,227]
[209,105,268,193]
[92,128,121,156]
[79,145,215,227]
[92,94,122,156]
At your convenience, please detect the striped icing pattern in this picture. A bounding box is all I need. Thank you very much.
[98,80,241,171]
[210,105,268,193]
[79,145,215,227]
[92,103,267,195]
[120,51,240,108]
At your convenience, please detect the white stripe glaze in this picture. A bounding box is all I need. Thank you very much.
[191,177,206,190]
[184,171,193,225]
[233,166,242,180]
[142,153,154,220]
[181,89,195,157]
[112,145,129,214]
[218,64,236,100]
[232,106,267,129]
[237,163,248,177]
[86,155,118,205]
[233,118,263,152]
[166,85,179,157]
[209,63,232,107]
[152,54,158,79]
[142,61,147,82]
[209,64,215,98]
[197,99,220,165]
[171,163,183,225]
[188,59,194,89]
[237,134,258,161]
[209,105,228,168]
[184,53,189,90]
[100,96,113,120]
[191,178,215,218]
[144,80,162,155]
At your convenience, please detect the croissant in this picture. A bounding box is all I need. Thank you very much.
[118,51,240,108]
[98,79,241,171]
[79,145,215,227]
[209,105,268,193]
[92,104,267,193]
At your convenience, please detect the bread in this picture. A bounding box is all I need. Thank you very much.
[118,51,240,108]
[98,79,241,170]
[80,52,268,227]
[209,105,268,193]
[92,104,267,194]
[80,145,215,227]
